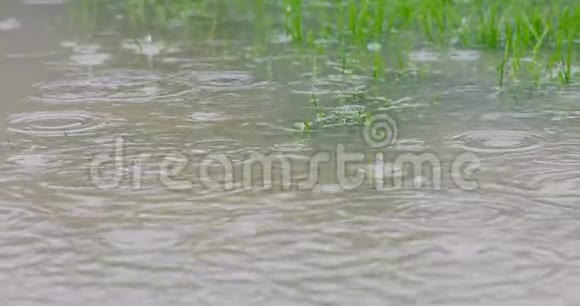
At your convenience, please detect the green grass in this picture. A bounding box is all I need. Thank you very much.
[64,0,578,137]
[72,0,579,88]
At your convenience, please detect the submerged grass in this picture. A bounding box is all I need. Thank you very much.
[74,0,579,89]
[280,0,579,87]
[68,0,578,134]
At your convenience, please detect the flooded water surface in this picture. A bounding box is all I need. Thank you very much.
[1,1,580,305]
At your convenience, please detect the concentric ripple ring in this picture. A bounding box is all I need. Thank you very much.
[7,110,113,137]
[452,130,545,153]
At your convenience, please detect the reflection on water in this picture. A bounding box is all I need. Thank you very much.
[1,1,580,306]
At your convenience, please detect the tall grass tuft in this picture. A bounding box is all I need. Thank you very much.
[70,0,580,87]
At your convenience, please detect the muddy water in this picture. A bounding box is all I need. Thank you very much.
[1,1,580,306]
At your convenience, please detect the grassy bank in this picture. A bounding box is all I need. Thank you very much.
[73,0,579,88]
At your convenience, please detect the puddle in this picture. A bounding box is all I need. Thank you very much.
[1,2,580,306]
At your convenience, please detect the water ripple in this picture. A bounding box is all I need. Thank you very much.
[101,226,183,252]
[180,190,571,304]
[290,74,369,96]
[29,69,195,104]
[392,237,567,301]
[0,204,70,272]
[22,0,65,4]
[6,111,119,137]
[172,70,269,93]
[335,190,538,232]
[451,130,546,154]
[68,44,111,67]
[449,50,482,61]
[190,111,230,122]
[507,168,580,210]
[532,143,580,166]
[409,50,441,62]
